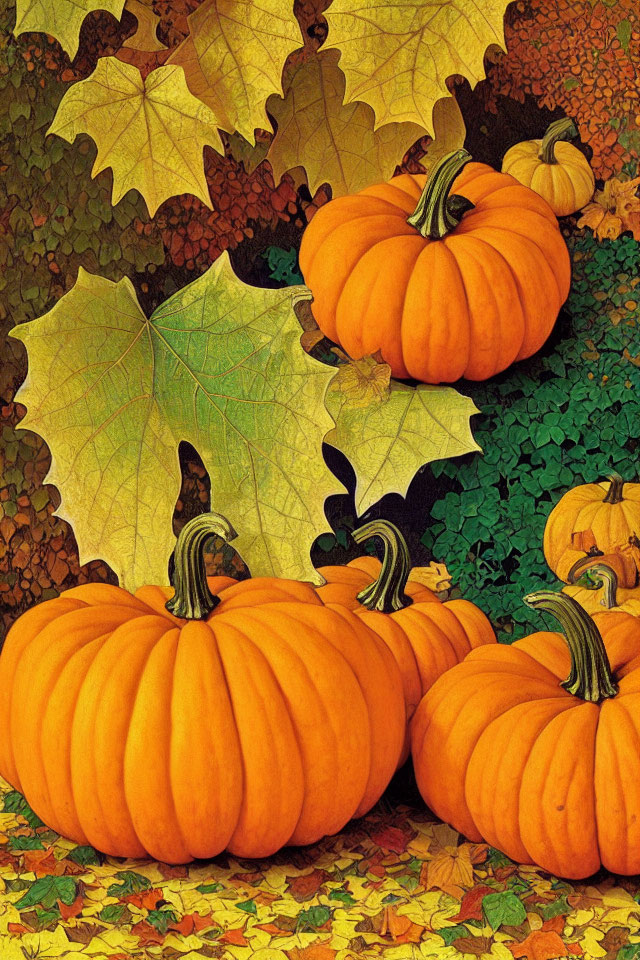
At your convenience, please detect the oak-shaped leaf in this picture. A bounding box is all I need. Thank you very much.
[266,50,423,197]
[323,0,509,133]
[169,0,301,143]
[10,259,337,592]
[47,58,223,216]
[326,357,481,514]
[14,0,125,57]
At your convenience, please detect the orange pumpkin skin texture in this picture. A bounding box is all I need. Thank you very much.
[544,476,640,583]
[0,515,405,864]
[314,521,496,760]
[502,118,595,217]
[411,591,640,878]
[299,149,571,384]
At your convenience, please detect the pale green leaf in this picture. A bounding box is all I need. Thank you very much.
[326,359,481,514]
[10,260,337,591]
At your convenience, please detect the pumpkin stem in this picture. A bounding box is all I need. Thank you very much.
[352,520,413,613]
[166,513,238,620]
[578,563,619,609]
[523,590,618,702]
[603,473,625,504]
[538,117,578,164]
[407,149,475,240]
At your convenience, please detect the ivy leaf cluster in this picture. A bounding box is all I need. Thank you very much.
[423,232,640,641]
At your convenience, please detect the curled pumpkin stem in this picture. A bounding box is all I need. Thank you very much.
[523,590,618,702]
[538,116,578,164]
[603,473,625,504]
[352,520,413,613]
[576,563,619,610]
[166,512,237,620]
[407,148,475,240]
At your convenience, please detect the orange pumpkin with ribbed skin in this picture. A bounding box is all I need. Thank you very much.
[314,520,495,760]
[501,117,595,217]
[411,590,640,878]
[299,149,571,384]
[0,514,405,864]
[544,475,640,584]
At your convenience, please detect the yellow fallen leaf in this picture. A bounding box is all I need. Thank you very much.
[409,562,452,593]
[323,0,508,132]
[122,0,167,51]
[14,0,125,57]
[47,58,223,216]
[170,0,301,143]
[266,50,423,197]
[579,926,607,958]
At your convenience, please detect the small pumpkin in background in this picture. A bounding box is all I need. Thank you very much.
[315,519,496,760]
[411,589,640,878]
[299,149,571,384]
[502,117,595,217]
[564,562,640,618]
[0,513,405,864]
[544,474,640,584]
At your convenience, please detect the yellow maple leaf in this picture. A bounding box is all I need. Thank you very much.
[122,0,167,52]
[577,176,640,241]
[170,0,301,144]
[14,0,125,58]
[47,58,223,216]
[266,49,423,196]
[323,0,508,132]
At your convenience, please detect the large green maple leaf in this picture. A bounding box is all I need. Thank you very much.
[10,259,337,591]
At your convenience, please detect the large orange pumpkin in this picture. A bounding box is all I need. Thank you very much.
[544,475,640,584]
[314,520,495,758]
[411,590,640,878]
[0,513,405,863]
[299,149,571,383]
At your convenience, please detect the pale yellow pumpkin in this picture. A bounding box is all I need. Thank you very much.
[502,118,595,217]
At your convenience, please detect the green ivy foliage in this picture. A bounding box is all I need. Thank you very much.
[423,232,640,642]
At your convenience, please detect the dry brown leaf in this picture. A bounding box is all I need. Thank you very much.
[577,176,640,241]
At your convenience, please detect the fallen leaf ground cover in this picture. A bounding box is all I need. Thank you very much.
[1,770,640,959]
